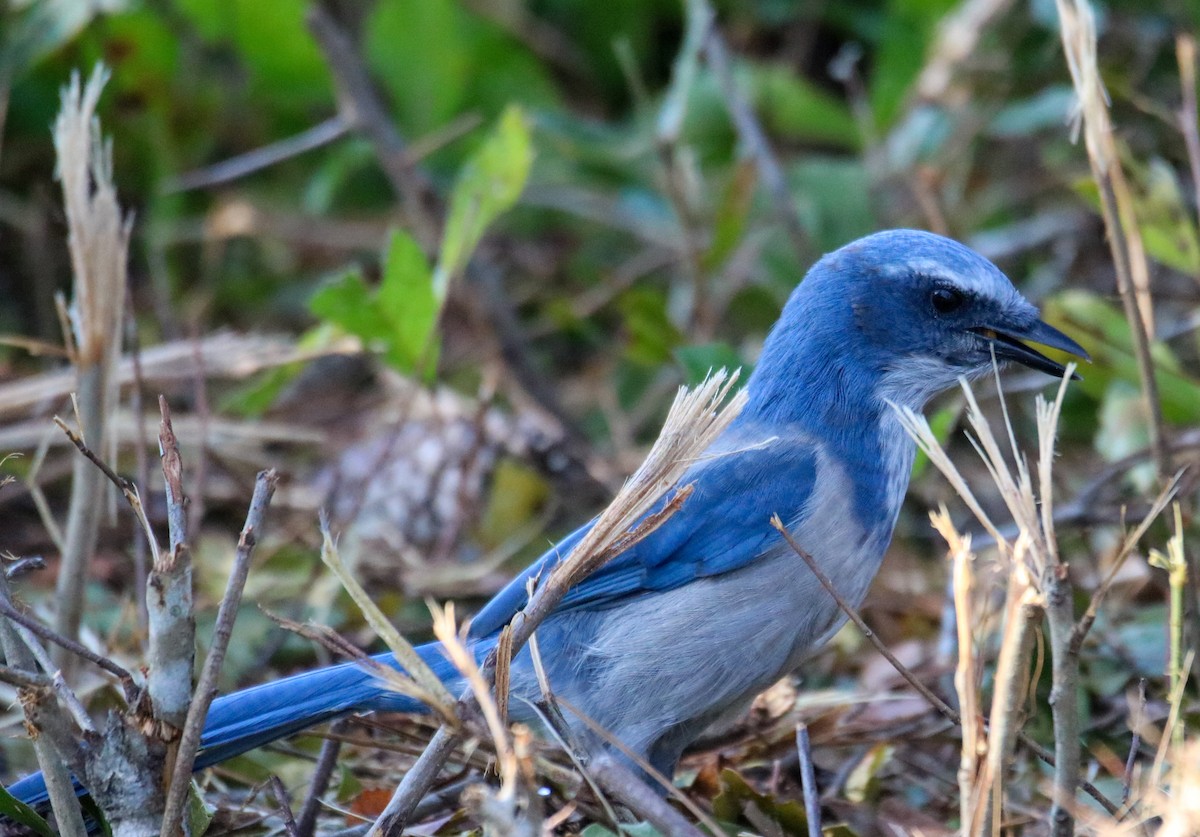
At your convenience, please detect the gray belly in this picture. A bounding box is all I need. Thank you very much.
[505,438,901,775]
[509,534,886,774]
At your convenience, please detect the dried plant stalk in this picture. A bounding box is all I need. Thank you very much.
[973,564,1042,837]
[51,64,131,657]
[931,510,983,830]
[1055,0,1168,481]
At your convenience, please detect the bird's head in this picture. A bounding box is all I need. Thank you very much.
[816,230,1088,407]
[750,230,1090,417]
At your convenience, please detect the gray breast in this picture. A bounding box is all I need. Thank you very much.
[508,448,889,772]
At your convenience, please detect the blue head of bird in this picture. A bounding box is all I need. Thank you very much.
[747,229,1089,421]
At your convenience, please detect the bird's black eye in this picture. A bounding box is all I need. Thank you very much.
[930,287,964,314]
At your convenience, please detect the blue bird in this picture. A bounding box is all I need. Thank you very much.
[7,230,1087,811]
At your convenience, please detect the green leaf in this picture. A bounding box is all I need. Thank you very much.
[434,106,533,297]
[845,743,894,803]
[309,269,392,344]
[703,160,758,272]
[987,86,1075,138]
[478,460,550,549]
[580,826,619,837]
[713,768,811,836]
[175,0,329,115]
[0,781,54,837]
[378,230,439,375]
[185,780,214,837]
[366,0,558,137]
[675,343,748,386]
[789,158,876,253]
[869,0,958,127]
[746,62,860,149]
[620,287,681,366]
[1043,290,1200,426]
[1128,158,1200,275]
[309,233,442,377]
[2,0,117,78]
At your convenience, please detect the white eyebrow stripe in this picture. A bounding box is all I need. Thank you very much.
[884,257,1006,297]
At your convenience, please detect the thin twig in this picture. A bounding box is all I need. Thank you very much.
[269,775,300,837]
[1045,563,1081,837]
[159,470,278,837]
[701,16,808,261]
[0,597,137,702]
[164,116,349,193]
[146,396,194,732]
[973,574,1041,836]
[305,4,440,251]
[371,726,463,837]
[0,664,52,689]
[296,721,346,837]
[795,723,822,837]
[0,574,88,837]
[8,619,96,734]
[1069,474,1179,654]
[773,517,962,721]
[4,554,46,578]
[1121,679,1145,806]
[587,755,706,837]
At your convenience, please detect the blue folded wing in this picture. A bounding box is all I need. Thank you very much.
[469,436,818,637]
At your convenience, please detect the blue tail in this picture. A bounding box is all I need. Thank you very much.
[5,640,472,811]
[195,641,460,766]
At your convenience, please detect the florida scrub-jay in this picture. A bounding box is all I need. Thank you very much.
[7,229,1088,808]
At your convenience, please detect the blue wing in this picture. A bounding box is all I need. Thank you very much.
[469,434,818,638]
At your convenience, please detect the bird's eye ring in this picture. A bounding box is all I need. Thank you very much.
[930,287,964,314]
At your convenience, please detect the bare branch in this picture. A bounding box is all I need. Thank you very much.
[0,574,88,836]
[164,116,349,194]
[159,469,278,837]
[146,396,194,732]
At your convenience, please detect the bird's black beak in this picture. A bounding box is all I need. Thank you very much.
[969,318,1090,380]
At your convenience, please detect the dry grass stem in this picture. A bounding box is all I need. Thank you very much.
[52,63,132,657]
[429,601,517,800]
[973,568,1042,837]
[1071,476,1180,654]
[318,513,456,716]
[1055,0,1168,481]
[931,509,983,830]
[900,372,1108,835]
[527,370,742,606]
[1178,35,1200,241]
[370,372,743,835]
[1149,649,1194,792]
[892,401,1005,548]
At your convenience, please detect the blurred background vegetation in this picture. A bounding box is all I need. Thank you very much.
[1,0,1199,833]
